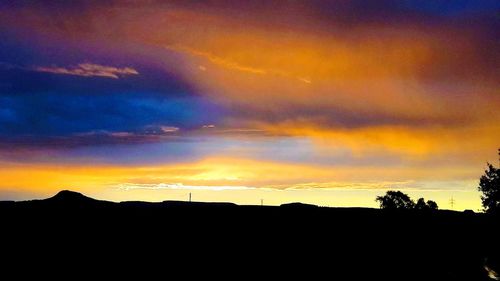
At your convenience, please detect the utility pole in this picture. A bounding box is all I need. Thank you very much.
[261,199,263,206]
[189,193,192,202]
[449,196,455,210]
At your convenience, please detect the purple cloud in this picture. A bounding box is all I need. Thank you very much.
[34,63,138,79]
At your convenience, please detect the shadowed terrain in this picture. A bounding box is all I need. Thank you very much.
[1,190,499,280]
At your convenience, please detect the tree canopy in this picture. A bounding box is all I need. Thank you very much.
[376,191,438,210]
[426,200,438,210]
[415,198,438,210]
[376,191,415,210]
[478,149,500,213]
[415,198,427,210]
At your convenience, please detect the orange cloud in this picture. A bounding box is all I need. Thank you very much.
[104,7,495,139]
[259,122,500,161]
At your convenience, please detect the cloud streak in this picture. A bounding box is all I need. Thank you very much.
[166,45,267,75]
[34,63,138,79]
[117,182,253,191]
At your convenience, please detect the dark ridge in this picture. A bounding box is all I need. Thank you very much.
[118,201,157,207]
[280,202,318,208]
[162,200,237,207]
[0,200,15,206]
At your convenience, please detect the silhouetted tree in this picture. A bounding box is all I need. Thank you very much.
[415,198,439,210]
[376,191,415,210]
[478,149,500,213]
[415,198,427,210]
[426,200,438,210]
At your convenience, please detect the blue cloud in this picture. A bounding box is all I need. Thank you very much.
[0,91,221,136]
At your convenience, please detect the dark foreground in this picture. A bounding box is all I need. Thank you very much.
[1,190,499,280]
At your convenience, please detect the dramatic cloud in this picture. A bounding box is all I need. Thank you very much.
[0,0,498,208]
[34,63,138,79]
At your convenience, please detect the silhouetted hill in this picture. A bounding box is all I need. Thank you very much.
[48,190,96,202]
[1,190,499,280]
[20,190,114,208]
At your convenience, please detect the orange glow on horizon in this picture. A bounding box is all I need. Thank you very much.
[0,156,484,210]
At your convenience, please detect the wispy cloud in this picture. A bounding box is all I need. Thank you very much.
[160,126,179,133]
[34,63,139,79]
[265,181,415,191]
[117,182,253,191]
[165,45,267,75]
[265,180,474,192]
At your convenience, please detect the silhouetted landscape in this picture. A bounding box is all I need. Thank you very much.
[2,190,499,280]
[1,0,499,279]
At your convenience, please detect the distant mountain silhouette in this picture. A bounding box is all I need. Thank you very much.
[47,190,99,202]
[30,190,113,208]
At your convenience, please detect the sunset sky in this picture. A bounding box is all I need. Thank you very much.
[0,0,498,210]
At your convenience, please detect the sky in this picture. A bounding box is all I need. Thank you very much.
[0,0,498,210]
